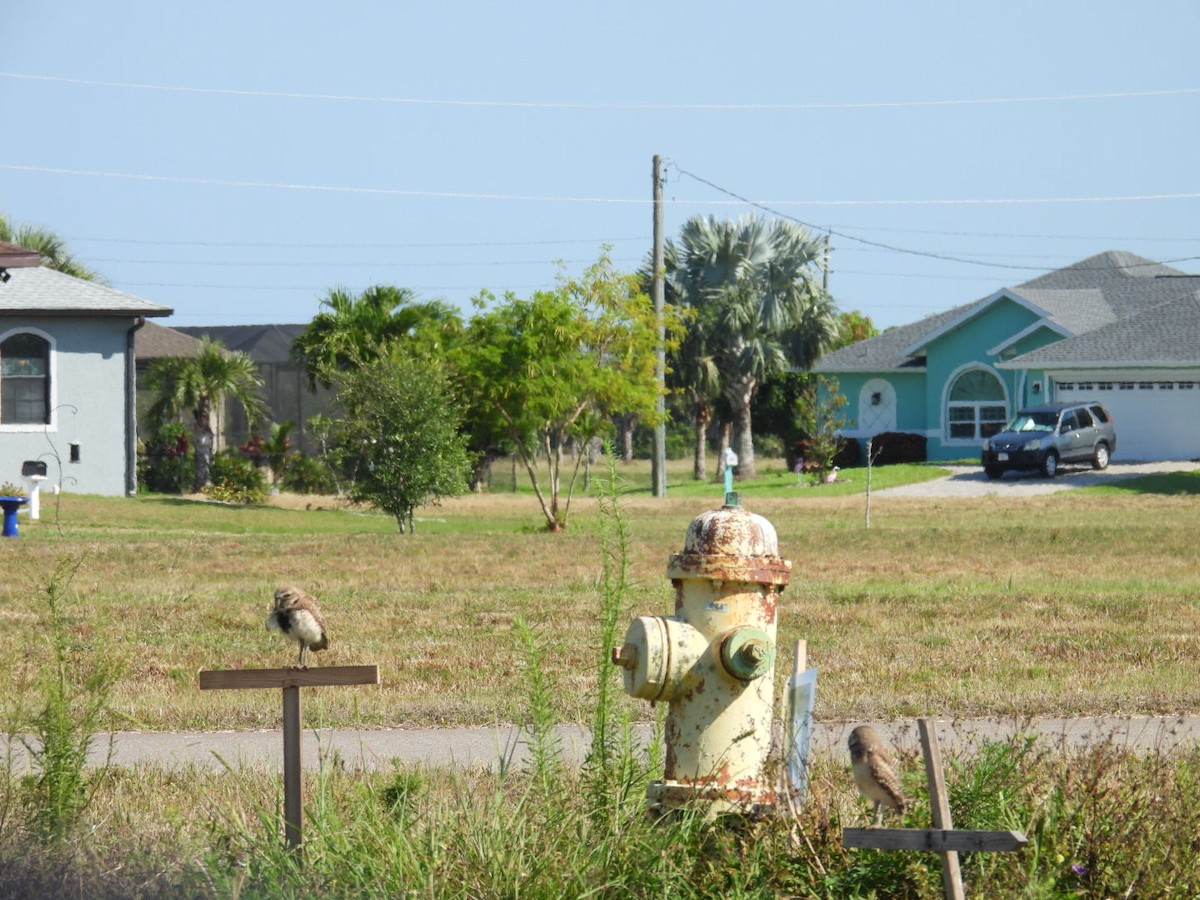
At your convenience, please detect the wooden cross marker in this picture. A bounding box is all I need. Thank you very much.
[199,665,380,851]
[843,718,1027,900]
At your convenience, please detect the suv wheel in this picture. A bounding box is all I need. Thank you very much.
[1041,451,1059,478]
[1092,443,1110,470]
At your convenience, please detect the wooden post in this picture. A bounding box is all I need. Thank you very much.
[843,718,1027,899]
[282,685,302,849]
[920,718,964,900]
[199,665,380,851]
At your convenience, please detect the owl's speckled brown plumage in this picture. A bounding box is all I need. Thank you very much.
[848,724,906,825]
[267,586,329,667]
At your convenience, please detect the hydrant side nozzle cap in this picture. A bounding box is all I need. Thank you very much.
[720,626,775,681]
[610,643,637,670]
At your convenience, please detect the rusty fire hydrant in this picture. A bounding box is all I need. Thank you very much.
[611,496,791,815]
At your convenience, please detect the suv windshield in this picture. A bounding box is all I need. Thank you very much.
[1005,411,1058,433]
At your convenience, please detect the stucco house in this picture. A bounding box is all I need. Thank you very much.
[0,260,172,495]
[816,251,1200,462]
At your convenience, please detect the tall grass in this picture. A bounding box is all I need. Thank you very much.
[3,738,1200,897]
[19,555,122,846]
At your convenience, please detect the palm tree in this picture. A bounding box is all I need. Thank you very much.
[291,284,462,389]
[146,338,267,491]
[667,214,837,480]
[0,214,103,282]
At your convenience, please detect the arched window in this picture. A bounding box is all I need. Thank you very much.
[1,332,50,425]
[946,368,1006,441]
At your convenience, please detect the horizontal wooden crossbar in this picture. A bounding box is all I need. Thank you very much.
[843,828,1027,853]
[199,665,380,691]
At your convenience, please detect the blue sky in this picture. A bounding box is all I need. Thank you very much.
[3,1,1198,330]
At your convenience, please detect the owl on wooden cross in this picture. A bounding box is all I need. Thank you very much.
[267,586,329,668]
[849,724,906,826]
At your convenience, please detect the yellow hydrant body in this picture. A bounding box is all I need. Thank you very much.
[612,498,791,815]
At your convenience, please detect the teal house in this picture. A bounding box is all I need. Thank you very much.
[815,251,1200,462]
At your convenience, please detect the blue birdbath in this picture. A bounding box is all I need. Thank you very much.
[0,496,28,537]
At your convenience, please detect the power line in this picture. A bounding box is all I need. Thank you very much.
[4,70,1197,111]
[0,163,648,203]
[6,161,1200,208]
[70,235,649,249]
[669,164,1200,272]
[84,256,641,269]
[119,280,551,292]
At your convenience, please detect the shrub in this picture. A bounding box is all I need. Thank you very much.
[868,431,927,465]
[204,451,267,504]
[793,436,861,471]
[280,452,338,495]
[138,423,192,494]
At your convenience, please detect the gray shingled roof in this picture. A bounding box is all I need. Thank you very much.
[817,251,1200,372]
[816,301,979,372]
[175,324,307,364]
[134,320,207,358]
[1003,291,1200,368]
[0,265,172,316]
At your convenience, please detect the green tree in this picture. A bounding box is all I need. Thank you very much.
[752,310,877,464]
[291,284,511,489]
[832,309,879,350]
[795,375,848,483]
[291,284,462,389]
[331,354,470,533]
[665,214,837,479]
[462,252,668,532]
[146,338,267,491]
[0,214,103,282]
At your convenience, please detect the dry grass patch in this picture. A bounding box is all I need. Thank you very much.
[2,479,1199,730]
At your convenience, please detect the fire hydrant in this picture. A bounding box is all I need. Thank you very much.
[611,496,791,815]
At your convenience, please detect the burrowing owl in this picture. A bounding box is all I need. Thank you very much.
[267,586,329,667]
[848,725,906,825]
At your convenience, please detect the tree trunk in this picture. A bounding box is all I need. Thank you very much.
[733,399,756,480]
[470,453,497,493]
[716,420,732,479]
[725,377,757,480]
[692,403,711,481]
[192,401,215,492]
[614,414,636,463]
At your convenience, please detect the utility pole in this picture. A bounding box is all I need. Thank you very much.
[651,155,667,498]
[823,228,832,294]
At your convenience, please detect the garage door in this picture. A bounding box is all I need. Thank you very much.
[1054,379,1200,461]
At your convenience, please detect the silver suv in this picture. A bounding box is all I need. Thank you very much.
[981,401,1116,479]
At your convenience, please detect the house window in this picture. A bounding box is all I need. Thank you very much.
[947,368,1007,440]
[0,332,50,425]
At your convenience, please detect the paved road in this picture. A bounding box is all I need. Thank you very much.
[876,460,1199,497]
[7,716,1196,773]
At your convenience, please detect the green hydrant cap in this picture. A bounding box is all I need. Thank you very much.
[720,627,775,681]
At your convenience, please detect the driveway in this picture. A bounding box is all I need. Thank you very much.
[876,460,1199,498]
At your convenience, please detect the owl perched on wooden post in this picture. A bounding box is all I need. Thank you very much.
[267,586,329,668]
[848,725,906,826]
